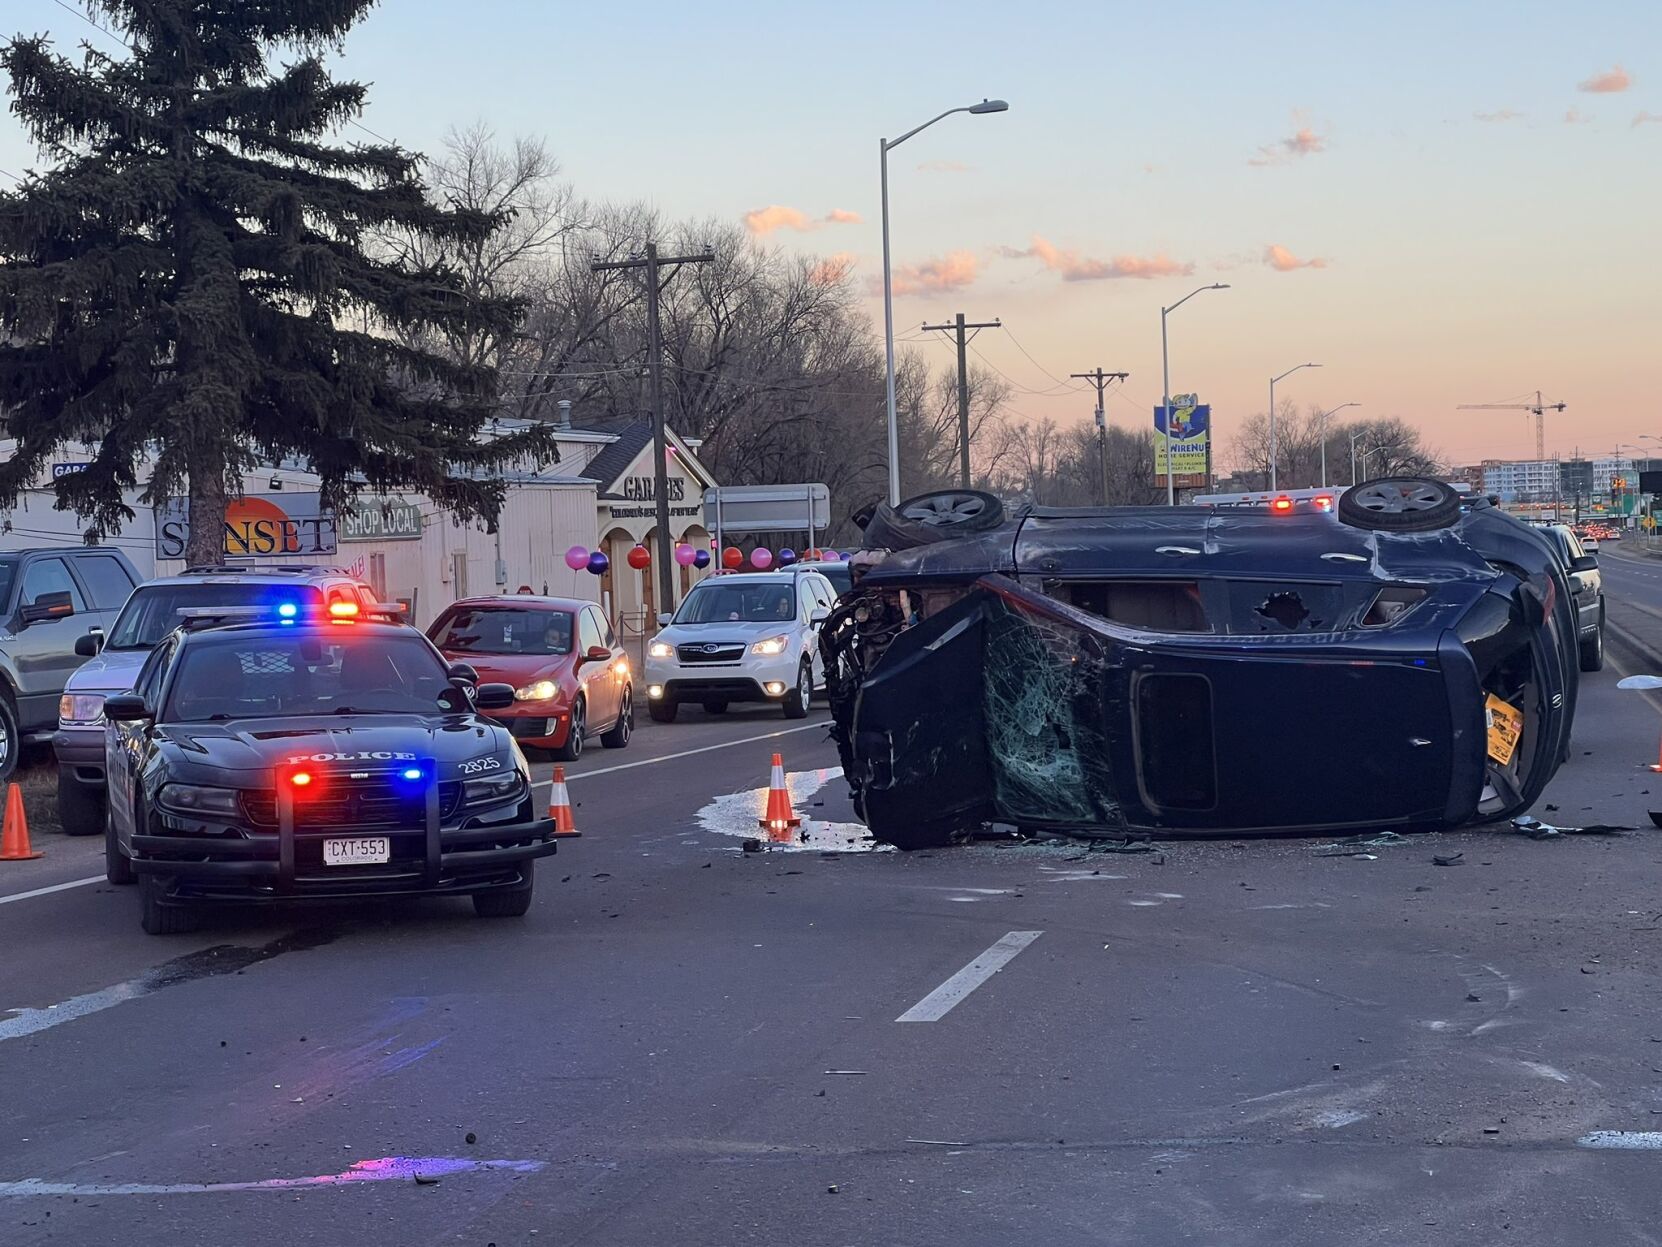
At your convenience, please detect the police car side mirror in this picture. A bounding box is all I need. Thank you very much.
[474,683,515,711]
[103,693,151,722]
[446,662,479,687]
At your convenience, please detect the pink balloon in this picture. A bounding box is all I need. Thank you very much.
[821,549,842,562]
[564,545,590,571]
[674,543,697,567]
[750,547,774,570]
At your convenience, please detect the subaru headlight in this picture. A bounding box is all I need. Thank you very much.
[648,641,674,659]
[158,784,243,818]
[514,680,559,702]
[751,634,790,656]
[59,693,106,726]
[464,770,526,807]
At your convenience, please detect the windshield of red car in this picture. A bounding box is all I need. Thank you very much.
[430,607,575,656]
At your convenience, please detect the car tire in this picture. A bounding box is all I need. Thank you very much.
[1337,477,1462,532]
[473,862,534,918]
[861,489,1006,551]
[782,662,812,719]
[104,802,134,886]
[600,693,633,749]
[140,874,199,935]
[0,695,18,785]
[648,699,679,723]
[553,698,585,762]
[704,700,729,715]
[58,768,103,836]
[1580,619,1605,672]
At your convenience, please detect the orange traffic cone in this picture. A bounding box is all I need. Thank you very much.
[759,753,802,842]
[0,783,41,861]
[548,766,581,837]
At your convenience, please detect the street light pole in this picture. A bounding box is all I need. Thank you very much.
[880,99,1008,505]
[1316,402,1360,488]
[1159,283,1229,506]
[1349,429,1369,485]
[1268,362,1321,491]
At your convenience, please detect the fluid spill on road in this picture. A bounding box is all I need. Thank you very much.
[696,765,889,852]
[0,1156,544,1196]
[0,928,337,1044]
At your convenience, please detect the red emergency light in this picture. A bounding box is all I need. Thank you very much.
[1270,496,1295,514]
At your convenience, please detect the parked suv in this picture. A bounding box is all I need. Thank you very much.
[0,547,140,782]
[54,565,375,834]
[644,568,836,721]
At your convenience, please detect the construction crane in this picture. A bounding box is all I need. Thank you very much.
[1457,390,1567,461]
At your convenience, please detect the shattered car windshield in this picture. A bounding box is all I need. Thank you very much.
[675,583,797,625]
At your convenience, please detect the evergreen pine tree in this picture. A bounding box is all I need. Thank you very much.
[0,1,557,563]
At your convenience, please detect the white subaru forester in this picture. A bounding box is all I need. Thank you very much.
[644,569,837,721]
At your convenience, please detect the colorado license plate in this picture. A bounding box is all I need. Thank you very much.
[323,837,391,866]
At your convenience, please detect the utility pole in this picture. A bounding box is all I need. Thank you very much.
[591,241,715,616]
[921,314,1001,487]
[1070,368,1130,505]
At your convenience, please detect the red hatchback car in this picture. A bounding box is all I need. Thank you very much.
[427,596,633,761]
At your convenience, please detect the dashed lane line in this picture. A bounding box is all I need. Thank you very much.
[896,931,1044,1023]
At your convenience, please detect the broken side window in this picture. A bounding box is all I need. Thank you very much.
[1044,580,1210,633]
[1223,580,1345,634]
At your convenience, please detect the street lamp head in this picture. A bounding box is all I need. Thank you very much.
[1211,283,1230,290]
[968,99,1009,114]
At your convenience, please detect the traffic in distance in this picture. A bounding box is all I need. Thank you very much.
[5,475,1615,932]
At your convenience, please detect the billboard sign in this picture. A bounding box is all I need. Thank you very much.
[154,494,337,559]
[703,484,831,534]
[1154,397,1211,478]
[340,497,424,542]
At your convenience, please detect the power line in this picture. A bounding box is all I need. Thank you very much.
[0,166,20,184]
[48,0,128,48]
[1002,323,1086,393]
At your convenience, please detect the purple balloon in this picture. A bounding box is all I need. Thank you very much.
[564,545,590,572]
[750,547,774,570]
[777,548,797,567]
[587,551,610,576]
[693,549,711,569]
[674,543,697,567]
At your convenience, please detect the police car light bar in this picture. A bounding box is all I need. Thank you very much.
[177,606,268,622]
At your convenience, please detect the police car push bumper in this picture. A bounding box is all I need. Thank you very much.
[130,759,557,899]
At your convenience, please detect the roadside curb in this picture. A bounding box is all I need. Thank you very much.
[1607,616,1662,675]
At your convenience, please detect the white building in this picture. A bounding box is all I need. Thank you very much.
[1481,459,1560,502]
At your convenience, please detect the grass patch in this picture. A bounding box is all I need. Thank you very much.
[15,757,63,838]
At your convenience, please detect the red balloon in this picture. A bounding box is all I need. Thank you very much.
[722,546,744,570]
[626,545,650,570]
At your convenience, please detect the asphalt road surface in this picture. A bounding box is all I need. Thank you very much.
[6,663,1662,1245]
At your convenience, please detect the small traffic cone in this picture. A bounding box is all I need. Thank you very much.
[0,783,41,861]
[759,753,802,843]
[548,766,581,837]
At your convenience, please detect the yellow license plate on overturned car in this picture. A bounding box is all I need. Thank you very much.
[323,837,391,866]
[1485,695,1523,767]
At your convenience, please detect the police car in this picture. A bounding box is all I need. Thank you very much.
[101,601,558,934]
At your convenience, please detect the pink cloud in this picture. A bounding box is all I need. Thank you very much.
[1249,126,1327,166]
[1010,235,1194,281]
[1579,64,1631,93]
[808,251,857,286]
[1474,108,1523,123]
[1264,244,1329,272]
[872,250,980,297]
[1564,107,1593,124]
[916,159,971,173]
[1635,111,1662,127]
[742,205,863,235]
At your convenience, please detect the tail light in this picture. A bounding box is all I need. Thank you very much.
[1271,497,1294,514]
[1313,495,1334,511]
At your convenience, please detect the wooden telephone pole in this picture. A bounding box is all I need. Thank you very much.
[922,314,1002,486]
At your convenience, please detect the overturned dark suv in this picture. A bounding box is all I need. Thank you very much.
[823,481,1578,848]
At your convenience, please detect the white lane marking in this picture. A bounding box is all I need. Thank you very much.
[896,931,1043,1023]
[531,721,826,790]
[1579,1131,1662,1150]
[0,1156,544,1196]
[0,876,102,907]
[0,975,152,1043]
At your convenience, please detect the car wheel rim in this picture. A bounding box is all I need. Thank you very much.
[900,492,987,527]
[621,701,632,742]
[1352,482,1445,513]
[800,670,811,710]
[572,706,584,755]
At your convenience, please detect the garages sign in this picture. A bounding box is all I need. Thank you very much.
[154,494,337,559]
[340,497,424,542]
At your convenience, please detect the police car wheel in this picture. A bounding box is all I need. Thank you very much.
[58,769,103,836]
[104,802,134,886]
[140,874,200,935]
[553,699,585,762]
[473,862,534,918]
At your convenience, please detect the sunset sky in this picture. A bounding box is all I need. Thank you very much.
[3,0,1658,468]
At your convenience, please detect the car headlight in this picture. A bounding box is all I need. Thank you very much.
[648,641,674,659]
[751,634,791,656]
[158,784,243,818]
[464,771,526,807]
[514,680,559,702]
[59,693,106,725]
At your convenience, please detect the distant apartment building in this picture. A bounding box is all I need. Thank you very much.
[1481,459,1560,502]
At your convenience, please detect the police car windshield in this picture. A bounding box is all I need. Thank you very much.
[109,584,325,651]
[431,607,574,656]
[165,632,448,721]
[675,582,796,624]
